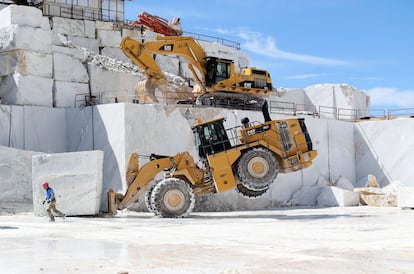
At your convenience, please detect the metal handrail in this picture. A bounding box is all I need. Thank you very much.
[74,92,412,122]
[183,31,240,50]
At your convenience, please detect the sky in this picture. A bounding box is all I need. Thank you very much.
[124,0,414,110]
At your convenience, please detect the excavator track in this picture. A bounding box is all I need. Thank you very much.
[196,92,266,111]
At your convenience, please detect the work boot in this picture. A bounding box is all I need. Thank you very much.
[49,217,55,222]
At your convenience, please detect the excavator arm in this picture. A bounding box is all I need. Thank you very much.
[120,36,208,96]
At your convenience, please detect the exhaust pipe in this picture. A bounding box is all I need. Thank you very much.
[262,100,271,122]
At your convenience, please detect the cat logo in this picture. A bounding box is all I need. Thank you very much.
[247,125,271,136]
[159,44,174,51]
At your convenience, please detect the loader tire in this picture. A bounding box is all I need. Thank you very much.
[150,178,195,218]
[236,147,279,191]
[235,183,269,199]
[144,181,159,215]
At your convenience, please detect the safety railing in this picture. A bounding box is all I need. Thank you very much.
[74,93,140,107]
[183,31,240,50]
[42,1,125,22]
[387,108,414,119]
[269,101,296,115]
[75,92,413,122]
[269,100,413,121]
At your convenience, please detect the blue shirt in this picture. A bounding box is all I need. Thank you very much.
[45,187,55,200]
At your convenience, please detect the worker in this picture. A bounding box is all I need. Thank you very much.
[42,182,66,222]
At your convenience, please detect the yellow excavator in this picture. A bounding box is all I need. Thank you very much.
[120,35,273,109]
[108,109,317,218]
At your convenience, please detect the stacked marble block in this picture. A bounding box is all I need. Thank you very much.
[0,5,142,108]
[32,150,104,216]
[0,5,53,106]
[50,16,155,105]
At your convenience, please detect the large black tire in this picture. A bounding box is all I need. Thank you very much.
[236,147,279,191]
[235,184,269,199]
[150,178,195,218]
[144,180,159,215]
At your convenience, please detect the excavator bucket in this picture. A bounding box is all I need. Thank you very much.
[135,79,158,103]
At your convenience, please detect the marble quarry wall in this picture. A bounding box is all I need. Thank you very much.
[355,118,414,188]
[2,102,412,212]
[0,104,66,152]
[0,102,366,212]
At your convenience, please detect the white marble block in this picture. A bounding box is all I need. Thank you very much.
[304,84,369,119]
[0,4,43,29]
[54,81,89,108]
[101,46,132,64]
[41,17,51,31]
[95,21,114,30]
[67,35,99,53]
[0,25,52,52]
[0,145,39,204]
[51,17,85,37]
[52,45,88,61]
[32,150,104,216]
[398,182,414,209]
[0,50,52,77]
[317,186,360,207]
[355,119,414,187]
[122,28,143,39]
[23,106,67,153]
[0,73,53,106]
[88,63,143,94]
[84,20,96,39]
[97,29,121,47]
[53,53,89,83]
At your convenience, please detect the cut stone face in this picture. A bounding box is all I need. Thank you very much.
[0,4,44,29]
[0,73,53,106]
[32,150,104,216]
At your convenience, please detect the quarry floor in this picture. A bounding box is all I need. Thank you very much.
[1,207,413,274]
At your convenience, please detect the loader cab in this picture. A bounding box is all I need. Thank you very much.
[192,118,232,159]
[205,57,232,87]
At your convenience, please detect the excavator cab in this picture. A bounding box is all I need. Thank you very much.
[205,57,232,87]
[193,118,232,159]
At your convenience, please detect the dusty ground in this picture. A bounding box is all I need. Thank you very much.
[1,206,413,274]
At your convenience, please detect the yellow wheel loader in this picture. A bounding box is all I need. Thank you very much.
[107,111,317,218]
